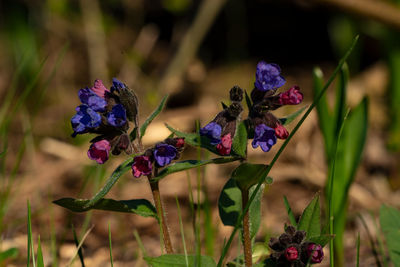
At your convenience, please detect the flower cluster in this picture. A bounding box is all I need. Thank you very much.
[268,226,324,266]
[249,61,303,152]
[200,86,244,156]
[132,137,185,178]
[71,78,138,164]
[200,61,303,155]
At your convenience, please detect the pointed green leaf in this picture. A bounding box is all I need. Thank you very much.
[279,105,308,126]
[231,163,269,191]
[380,205,400,266]
[83,157,134,209]
[36,236,44,267]
[54,198,157,218]
[0,248,18,262]
[312,67,333,157]
[283,196,297,227]
[140,95,168,138]
[308,235,333,247]
[218,178,264,239]
[145,254,216,267]
[153,157,239,182]
[231,121,247,158]
[298,195,321,238]
[333,63,349,138]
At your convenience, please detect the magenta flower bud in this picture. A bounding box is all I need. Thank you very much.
[132,155,153,178]
[306,243,324,263]
[285,246,299,261]
[216,134,232,155]
[174,138,185,149]
[279,86,303,105]
[87,140,111,164]
[275,124,289,139]
[91,79,109,98]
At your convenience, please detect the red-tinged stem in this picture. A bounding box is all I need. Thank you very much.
[148,175,174,254]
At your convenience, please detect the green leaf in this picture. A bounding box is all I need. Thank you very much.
[218,178,264,239]
[231,121,247,158]
[145,254,216,267]
[36,236,44,267]
[333,63,349,139]
[245,90,252,111]
[140,95,168,138]
[380,205,400,266]
[278,105,308,126]
[153,157,239,182]
[83,157,134,209]
[298,194,321,239]
[53,198,157,218]
[0,248,18,262]
[283,196,297,227]
[231,163,269,191]
[72,225,85,267]
[312,67,333,158]
[221,102,228,109]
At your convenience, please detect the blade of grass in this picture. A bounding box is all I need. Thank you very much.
[356,232,360,267]
[108,223,114,267]
[216,35,359,267]
[327,109,350,267]
[68,225,93,267]
[36,236,44,267]
[370,211,388,267]
[176,197,189,267]
[133,229,148,257]
[27,201,33,267]
[358,214,382,267]
[72,225,85,267]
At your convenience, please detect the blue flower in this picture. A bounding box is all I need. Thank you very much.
[254,61,286,91]
[110,77,126,92]
[200,122,222,145]
[78,88,107,112]
[107,104,127,127]
[71,105,102,136]
[154,143,177,167]
[252,124,277,152]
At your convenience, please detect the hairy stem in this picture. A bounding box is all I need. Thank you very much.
[148,175,174,254]
[241,189,252,267]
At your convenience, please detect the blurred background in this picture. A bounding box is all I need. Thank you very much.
[1,0,400,266]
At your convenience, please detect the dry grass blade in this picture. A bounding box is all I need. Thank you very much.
[66,225,94,267]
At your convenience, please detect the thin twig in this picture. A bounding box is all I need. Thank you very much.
[241,189,252,267]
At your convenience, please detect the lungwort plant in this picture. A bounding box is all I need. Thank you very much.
[54,37,359,266]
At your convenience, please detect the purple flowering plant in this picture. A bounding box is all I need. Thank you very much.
[54,36,359,267]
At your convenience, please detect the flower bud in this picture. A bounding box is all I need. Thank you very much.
[279,85,303,105]
[285,246,299,261]
[275,124,289,139]
[132,155,153,178]
[305,243,324,263]
[229,85,244,102]
[87,140,111,164]
[216,134,232,155]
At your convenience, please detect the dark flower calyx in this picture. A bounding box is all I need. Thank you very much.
[226,102,243,118]
[229,85,244,102]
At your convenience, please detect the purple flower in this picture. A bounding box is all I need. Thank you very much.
[154,143,177,167]
[132,155,153,178]
[110,77,126,92]
[71,105,102,136]
[87,139,111,164]
[107,104,127,127]
[305,243,324,263]
[252,124,277,152]
[200,122,222,145]
[254,61,286,91]
[78,88,107,112]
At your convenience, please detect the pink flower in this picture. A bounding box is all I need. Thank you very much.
[306,243,324,263]
[87,140,111,164]
[174,138,185,149]
[285,246,299,261]
[279,85,303,105]
[275,124,289,139]
[91,79,109,98]
[132,155,153,178]
[216,134,232,155]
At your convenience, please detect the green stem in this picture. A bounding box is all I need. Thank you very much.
[241,189,252,267]
[148,175,174,254]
